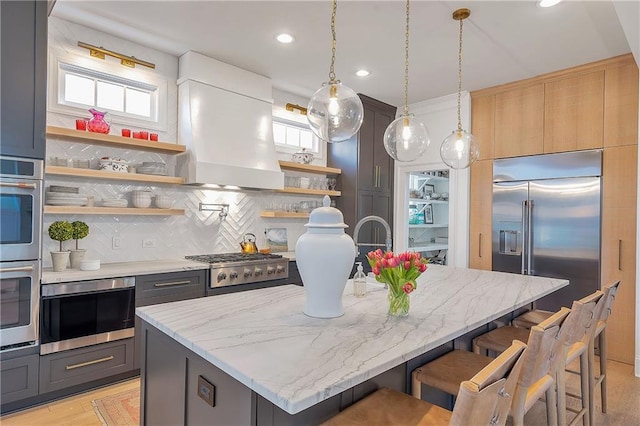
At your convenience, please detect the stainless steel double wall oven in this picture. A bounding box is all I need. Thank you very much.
[0,156,43,351]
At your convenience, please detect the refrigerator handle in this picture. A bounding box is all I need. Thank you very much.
[528,200,534,275]
[618,239,623,271]
[521,201,527,274]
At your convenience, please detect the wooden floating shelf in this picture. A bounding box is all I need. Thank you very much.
[44,206,184,216]
[408,198,448,204]
[45,166,185,184]
[260,211,309,218]
[46,126,186,154]
[275,187,341,196]
[409,244,449,251]
[278,161,341,175]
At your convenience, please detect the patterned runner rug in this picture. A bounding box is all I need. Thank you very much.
[92,388,140,426]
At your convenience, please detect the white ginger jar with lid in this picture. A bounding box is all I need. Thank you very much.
[296,195,356,318]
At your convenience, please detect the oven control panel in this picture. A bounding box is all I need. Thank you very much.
[211,260,289,287]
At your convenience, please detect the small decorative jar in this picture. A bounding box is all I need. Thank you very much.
[296,195,356,318]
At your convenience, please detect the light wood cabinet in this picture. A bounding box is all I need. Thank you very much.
[468,159,493,270]
[604,62,639,147]
[470,94,495,160]
[494,84,544,158]
[470,54,638,365]
[601,145,637,364]
[544,71,604,153]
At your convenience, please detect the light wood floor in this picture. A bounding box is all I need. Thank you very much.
[1,359,639,425]
[0,378,139,426]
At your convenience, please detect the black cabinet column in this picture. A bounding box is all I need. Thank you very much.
[1,0,47,159]
[328,94,396,270]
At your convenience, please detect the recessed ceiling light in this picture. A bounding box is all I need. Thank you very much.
[276,33,295,44]
[538,0,562,7]
[355,69,370,77]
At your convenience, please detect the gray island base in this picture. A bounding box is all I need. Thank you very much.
[137,265,568,425]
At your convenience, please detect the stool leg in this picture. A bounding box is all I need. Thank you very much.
[580,350,590,426]
[557,365,567,426]
[546,384,559,426]
[598,330,608,414]
[411,370,422,399]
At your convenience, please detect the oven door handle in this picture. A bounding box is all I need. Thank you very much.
[0,265,34,273]
[0,182,37,189]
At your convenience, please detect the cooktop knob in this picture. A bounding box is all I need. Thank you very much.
[217,272,227,282]
[254,268,263,276]
[267,266,275,275]
[276,265,285,274]
[244,268,253,278]
[230,271,238,279]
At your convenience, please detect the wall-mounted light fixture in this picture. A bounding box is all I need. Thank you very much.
[77,41,156,69]
[285,103,308,115]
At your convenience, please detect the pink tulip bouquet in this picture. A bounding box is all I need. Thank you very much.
[366,249,428,316]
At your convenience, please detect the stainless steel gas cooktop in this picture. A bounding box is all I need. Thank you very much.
[185,253,289,287]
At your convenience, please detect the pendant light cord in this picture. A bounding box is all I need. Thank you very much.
[403,0,410,116]
[456,14,464,131]
[329,0,337,83]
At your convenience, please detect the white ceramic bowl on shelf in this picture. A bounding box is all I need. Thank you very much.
[99,158,128,173]
[131,190,152,208]
[154,195,173,209]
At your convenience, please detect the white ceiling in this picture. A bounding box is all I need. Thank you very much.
[51,1,633,107]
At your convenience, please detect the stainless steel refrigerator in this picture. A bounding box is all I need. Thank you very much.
[492,150,602,311]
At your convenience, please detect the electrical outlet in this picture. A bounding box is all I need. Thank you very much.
[112,236,121,250]
[142,238,156,248]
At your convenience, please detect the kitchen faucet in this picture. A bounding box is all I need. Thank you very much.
[353,215,392,256]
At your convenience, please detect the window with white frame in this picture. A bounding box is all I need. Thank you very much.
[272,106,321,156]
[49,51,168,131]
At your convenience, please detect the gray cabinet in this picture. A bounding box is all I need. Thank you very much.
[0,0,47,159]
[329,95,396,271]
[134,269,207,368]
[0,351,39,404]
[39,338,134,394]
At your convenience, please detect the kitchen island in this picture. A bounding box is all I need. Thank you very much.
[137,265,568,425]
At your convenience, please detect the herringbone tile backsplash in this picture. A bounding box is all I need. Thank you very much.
[43,132,307,267]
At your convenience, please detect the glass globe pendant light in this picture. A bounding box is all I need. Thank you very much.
[383,0,430,162]
[440,8,479,169]
[307,0,364,143]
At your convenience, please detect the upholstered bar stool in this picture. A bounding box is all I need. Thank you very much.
[472,291,606,426]
[512,282,620,425]
[412,308,574,426]
[322,341,527,426]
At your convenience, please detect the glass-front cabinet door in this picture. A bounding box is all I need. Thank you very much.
[407,171,449,265]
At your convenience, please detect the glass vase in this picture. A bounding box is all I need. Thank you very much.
[387,288,410,317]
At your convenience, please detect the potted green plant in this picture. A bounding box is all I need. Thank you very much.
[48,221,73,272]
[70,221,90,269]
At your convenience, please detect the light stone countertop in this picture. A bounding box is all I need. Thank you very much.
[41,259,210,283]
[136,265,568,415]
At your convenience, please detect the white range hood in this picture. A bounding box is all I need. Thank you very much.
[176,51,284,190]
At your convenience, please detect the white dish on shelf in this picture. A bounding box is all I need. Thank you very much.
[80,259,100,271]
[46,192,87,199]
[46,199,88,206]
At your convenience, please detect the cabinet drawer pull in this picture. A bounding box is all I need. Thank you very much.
[153,280,192,288]
[65,355,114,370]
[479,233,482,258]
[618,239,622,271]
